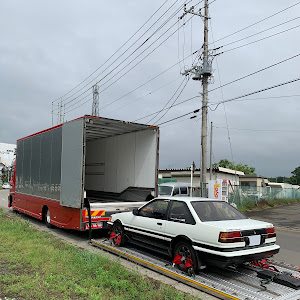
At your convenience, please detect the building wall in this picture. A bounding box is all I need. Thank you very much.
[0,143,16,166]
[159,170,241,185]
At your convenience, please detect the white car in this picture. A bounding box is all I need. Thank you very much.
[109,197,280,271]
[2,182,11,189]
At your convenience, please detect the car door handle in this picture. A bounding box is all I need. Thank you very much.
[157,222,162,226]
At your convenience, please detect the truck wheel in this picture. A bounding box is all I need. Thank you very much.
[111,222,126,246]
[45,208,54,228]
[173,241,198,272]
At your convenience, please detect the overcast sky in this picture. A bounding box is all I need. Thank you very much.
[1,0,299,177]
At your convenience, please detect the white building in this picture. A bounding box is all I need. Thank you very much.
[159,167,244,186]
[0,143,16,167]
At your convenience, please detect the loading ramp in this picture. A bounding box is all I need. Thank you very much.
[91,238,300,300]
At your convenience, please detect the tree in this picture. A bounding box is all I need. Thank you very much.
[213,159,256,174]
[286,166,300,185]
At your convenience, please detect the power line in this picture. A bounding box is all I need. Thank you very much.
[65,49,200,115]
[209,19,235,167]
[220,24,300,54]
[63,22,201,115]
[54,0,194,110]
[133,95,200,122]
[107,76,182,114]
[220,17,300,49]
[210,77,300,110]
[58,0,207,115]
[152,75,190,124]
[153,77,300,126]
[211,1,300,44]
[156,108,201,125]
[214,126,300,133]
[209,52,300,93]
[52,0,175,103]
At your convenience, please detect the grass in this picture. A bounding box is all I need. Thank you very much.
[237,198,300,212]
[0,209,196,300]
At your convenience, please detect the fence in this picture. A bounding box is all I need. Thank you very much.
[228,186,300,206]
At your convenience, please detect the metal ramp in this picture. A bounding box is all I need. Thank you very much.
[91,238,300,300]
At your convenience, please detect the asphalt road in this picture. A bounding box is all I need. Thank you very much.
[0,189,299,274]
[246,203,300,266]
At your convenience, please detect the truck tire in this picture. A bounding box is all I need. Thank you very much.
[45,208,54,228]
[173,240,198,272]
[111,222,126,246]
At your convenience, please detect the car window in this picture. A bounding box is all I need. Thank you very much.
[139,199,169,219]
[180,187,188,195]
[158,186,173,196]
[173,187,179,196]
[191,201,247,222]
[168,201,195,225]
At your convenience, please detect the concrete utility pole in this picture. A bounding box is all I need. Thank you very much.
[201,0,210,189]
[92,84,99,116]
[180,0,213,195]
[210,121,213,180]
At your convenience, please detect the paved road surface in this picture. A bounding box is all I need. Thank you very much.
[246,203,300,266]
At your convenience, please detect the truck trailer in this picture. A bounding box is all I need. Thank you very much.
[9,115,159,230]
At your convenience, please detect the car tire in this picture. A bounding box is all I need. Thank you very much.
[111,222,126,246]
[45,208,54,228]
[173,241,198,272]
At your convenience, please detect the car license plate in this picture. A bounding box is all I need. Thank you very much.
[249,235,261,246]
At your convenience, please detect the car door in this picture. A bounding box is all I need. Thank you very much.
[165,200,196,241]
[128,199,170,247]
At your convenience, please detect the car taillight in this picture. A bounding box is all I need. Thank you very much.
[266,227,276,238]
[218,231,244,243]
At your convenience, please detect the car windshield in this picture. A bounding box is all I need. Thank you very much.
[191,201,247,222]
[158,186,173,196]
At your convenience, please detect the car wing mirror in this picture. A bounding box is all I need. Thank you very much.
[132,208,139,216]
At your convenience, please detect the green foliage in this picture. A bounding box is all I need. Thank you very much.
[237,198,300,212]
[285,166,300,185]
[0,210,195,300]
[213,159,255,174]
[267,176,290,183]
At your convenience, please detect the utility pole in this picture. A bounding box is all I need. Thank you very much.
[180,0,213,196]
[92,84,99,116]
[210,121,213,180]
[201,0,210,191]
[59,98,63,124]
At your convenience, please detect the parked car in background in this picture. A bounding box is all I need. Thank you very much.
[158,182,191,197]
[2,182,11,189]
[109,197,280,271]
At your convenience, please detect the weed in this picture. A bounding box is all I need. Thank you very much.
[0,209,195,300]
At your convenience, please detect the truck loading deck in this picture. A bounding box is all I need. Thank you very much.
[91,238,300,300]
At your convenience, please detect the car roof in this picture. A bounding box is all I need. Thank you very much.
[156,196,223,203]
[159,182,190,187]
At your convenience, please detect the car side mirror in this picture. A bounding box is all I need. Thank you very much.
[132,208,139,216]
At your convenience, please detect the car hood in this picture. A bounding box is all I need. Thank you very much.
[203,218,273,231]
